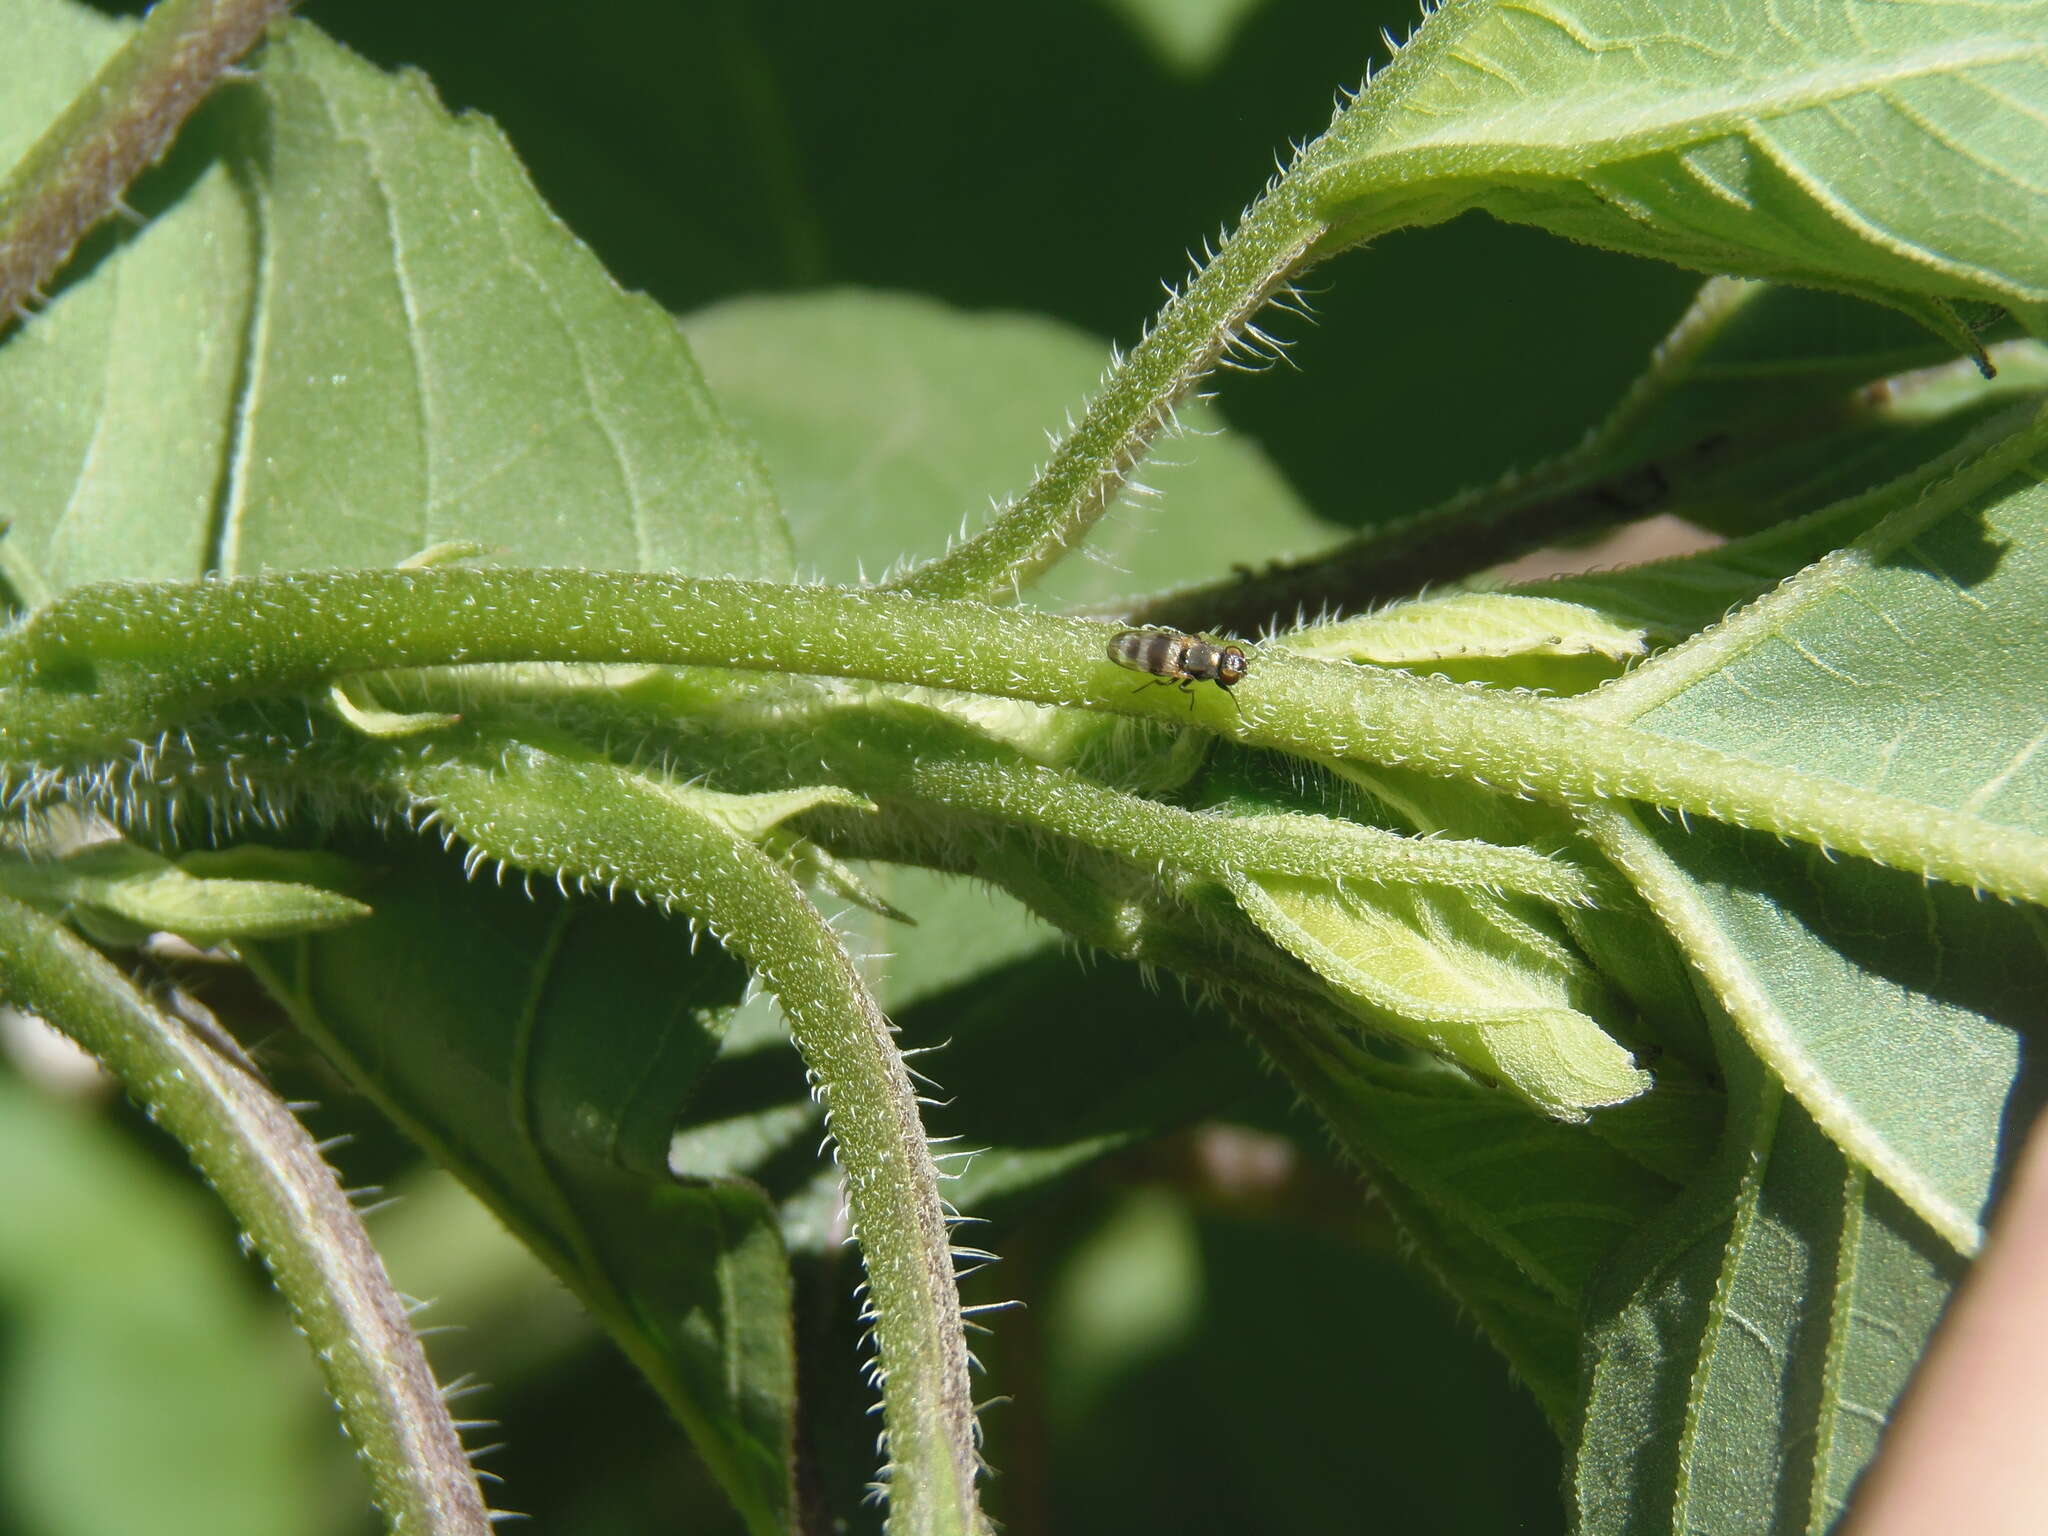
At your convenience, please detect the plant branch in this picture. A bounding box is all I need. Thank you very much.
[0,891,491,1535]
[0,0,294,328]
[4,567,2045,904]
[397,743,987,1536]
[882,181,1323,601]
[804,722,1595,907]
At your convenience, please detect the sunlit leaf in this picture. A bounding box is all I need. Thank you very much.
[0,18,791,590]
[1582,419,2048,1251]
[1311,1,2048,341]
[1570,1029,1962,1535]
[1284,591,1647,665]
[1230,869,1648,1120]
[0,842,368,945]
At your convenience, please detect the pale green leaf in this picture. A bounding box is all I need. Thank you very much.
[328,676,462,738]
[1283,590,1648,664]
[0,842,369,945]
[1310,0,2048,333]
[673,781,874,843]
[1229,871,1649,1120]
[0,79,251,592]
[680,288,1335,607]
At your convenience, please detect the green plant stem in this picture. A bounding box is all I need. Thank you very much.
[827,733,1595,907]
[0,0,294,326]
[1100,278,1968,636]
[0,892,491,1536]
[4,566,2044,904]
[397,743,986,1536]
[882,181,1323,601]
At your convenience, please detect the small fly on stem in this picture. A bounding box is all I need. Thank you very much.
[1107,628,1250,715]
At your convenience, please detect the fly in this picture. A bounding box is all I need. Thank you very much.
[1107,628,1250,713]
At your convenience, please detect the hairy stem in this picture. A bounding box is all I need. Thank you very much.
[812,727,1594,907]
[0,0,294,327]
[882,182,1322,602]
[0,892,490,1535]
[399,744,986,1536]
[4,566,2044,904]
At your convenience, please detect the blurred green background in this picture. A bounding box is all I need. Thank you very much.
[4,0,1714,1529]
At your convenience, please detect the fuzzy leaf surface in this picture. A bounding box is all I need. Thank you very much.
[0,842,369,945]
[1229,867,1647,1121]
[1284,591,1648,665]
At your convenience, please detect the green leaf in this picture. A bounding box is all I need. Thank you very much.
[1592,279,2013,469]
[0,841,369,945]
[1093,0,1273,75]
[0,6,250,597]
[1549,280,2046,543]
[680,288,1334,608]
[242,830,799,1536]
[1310,1,2048,339]
[678,781,875,842]
[1228,870,1649,1120]
[1284,591,1647,666]
[1570,1029,1962,1535]
[0,1069,336,1536]
[0,15,791,590]
[1579,414,2048,1250]
[1471,360,2047,712]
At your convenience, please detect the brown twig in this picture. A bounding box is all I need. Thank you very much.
[0,0,296,330]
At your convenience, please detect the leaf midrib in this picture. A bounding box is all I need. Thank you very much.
[1324,36,2036,179]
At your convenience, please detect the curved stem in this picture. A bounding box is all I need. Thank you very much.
[400,744,987,1536]
[882,183,1323,602]
[0,892,490,1535]
[0,0,294,327]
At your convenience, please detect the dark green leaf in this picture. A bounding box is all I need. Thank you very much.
[1246,1006,1681,1422]
[1571,1028,1962,1535]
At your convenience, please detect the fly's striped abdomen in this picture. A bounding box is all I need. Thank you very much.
[1109,628,1193,679]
